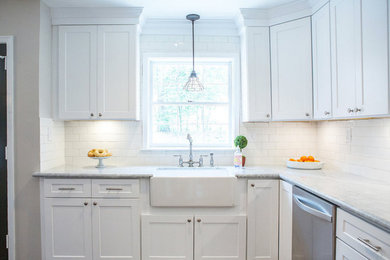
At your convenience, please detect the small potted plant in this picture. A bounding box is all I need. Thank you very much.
[234,135,248,167]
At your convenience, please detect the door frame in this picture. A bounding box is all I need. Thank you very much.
[0,35,15,260]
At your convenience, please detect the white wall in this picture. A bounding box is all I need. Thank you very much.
[39,2,66,171]
[317,118,390,180]
[64,121,318,166]
[39,2,52,118]
[0,0,42,259]
[40,118,65,170]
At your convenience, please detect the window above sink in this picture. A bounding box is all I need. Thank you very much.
[142,55,239,149]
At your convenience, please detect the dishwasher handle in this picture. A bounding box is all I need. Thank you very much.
[293,195,333,222]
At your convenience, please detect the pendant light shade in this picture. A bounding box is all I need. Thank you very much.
[184,14,204,92]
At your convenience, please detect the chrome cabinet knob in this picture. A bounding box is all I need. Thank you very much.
[347,108,354,113]
[266,114,270,118]
[354,108,362,112]
[197,219,201,223]
[324,111,330,115]
[84,202,88,206]
[251,183,255,187]
[93,202,97,206]
[90,113,94,117]
[187,219,192,223]
[98,113,102,117]
[305,113,310,117]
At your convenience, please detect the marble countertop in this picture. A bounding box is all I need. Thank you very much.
[34,165,390,233]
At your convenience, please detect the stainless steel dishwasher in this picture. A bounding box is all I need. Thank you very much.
[292,186,336,260]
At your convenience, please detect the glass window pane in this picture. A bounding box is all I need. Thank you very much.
[152,61,230,103]
[151,104,231,146]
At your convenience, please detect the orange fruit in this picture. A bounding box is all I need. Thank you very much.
[307,156,315,162]
[314,160,320,162]
[300,156,307,162]
[289,158,296,161]
[297,159,303,162]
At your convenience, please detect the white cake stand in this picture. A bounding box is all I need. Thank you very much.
[91,157,111,168]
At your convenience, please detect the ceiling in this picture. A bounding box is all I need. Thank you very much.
[43,0,298,19]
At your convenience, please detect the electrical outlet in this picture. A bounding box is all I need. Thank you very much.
[47,126,53,142]
[346,127,352,144]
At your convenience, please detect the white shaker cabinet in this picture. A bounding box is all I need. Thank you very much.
[44,198,93,260]
[279,181,292,260]
[247,180,279,260]
[241,27,272,122]
[358,0,388,116]
[330,0,388,117]
[97,25,139,120]
[42,179,141,260]
[141,215,194,260]
[270,17,313,121]
[58,26,98,120]
[194,215,246,260]
[58,25,139,120]
[312,3,332,119]
[92,199,140,260]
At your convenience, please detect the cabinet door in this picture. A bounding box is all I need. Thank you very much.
[44,198,92,260]
[357,0,388,116]
[58,26,97,120]
[247,180,279,260]
[271,17,313,120]
[241,27,272,121]
[279,181,292,260]
[336,239,368,260]
[141,215,193,260]
[330,0,361,117]
[312,3,332,119]
[194,215,246,260]
[97,25,139,120]
[92,199,140,260]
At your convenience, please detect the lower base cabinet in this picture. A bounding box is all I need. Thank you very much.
[247,180,279,260]
[279,181,293,260]
[336,239,368,260]
[92,199,140,260]
[141,215,246,260]
[44,198,140,260]
[44,198,93,260]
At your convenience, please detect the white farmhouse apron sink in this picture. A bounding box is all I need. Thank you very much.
[150,168,237,207]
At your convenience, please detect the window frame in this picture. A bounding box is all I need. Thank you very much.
[142,53,240,150]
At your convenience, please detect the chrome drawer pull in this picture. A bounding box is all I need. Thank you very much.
[357,237,381,252]
[106,187,123,191]
[58,187,75,191]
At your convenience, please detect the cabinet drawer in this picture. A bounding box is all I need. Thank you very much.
[92,179,139,198]
[44,179,92,198]
[336,238,368,260]
[337,208,390,259]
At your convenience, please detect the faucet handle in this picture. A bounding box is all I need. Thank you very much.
[209,153,214,167]
[198,155,208,167]
[173,155,184,167]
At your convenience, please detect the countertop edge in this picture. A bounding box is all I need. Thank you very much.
[33,168,390,233]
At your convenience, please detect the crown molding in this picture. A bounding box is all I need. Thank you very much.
[236,0,328,30]
[141,19,239,36]
[51,7,144,25]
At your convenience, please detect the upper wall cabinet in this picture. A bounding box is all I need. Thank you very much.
[270,17,313,121]
[241,27,272,122]
[58,25,139,120]
[330,0,389,118]
[312,3,332,120]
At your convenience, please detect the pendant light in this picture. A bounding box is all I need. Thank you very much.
[184,14,204,92]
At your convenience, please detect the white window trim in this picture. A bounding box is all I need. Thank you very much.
[142,52,240,150]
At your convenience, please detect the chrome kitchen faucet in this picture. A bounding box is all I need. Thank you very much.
[173,134,214,167]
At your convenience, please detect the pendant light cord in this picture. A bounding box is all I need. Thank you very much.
[192,20,195,71]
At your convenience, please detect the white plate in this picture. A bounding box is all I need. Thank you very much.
[286,160,324,170]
